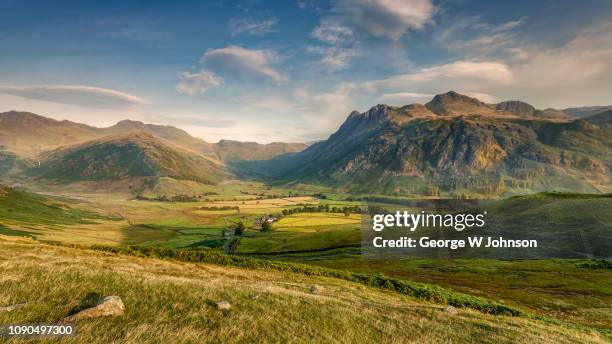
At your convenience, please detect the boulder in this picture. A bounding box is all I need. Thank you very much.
[309,285,323,294]
[0,303,25,313]
[216,301,231,310]
[63,296,124,322]
[444,305,458,315]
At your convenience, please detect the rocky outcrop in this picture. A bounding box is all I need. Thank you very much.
[496,101,536,116]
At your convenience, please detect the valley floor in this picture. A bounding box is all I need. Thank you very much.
[0,236,608,344]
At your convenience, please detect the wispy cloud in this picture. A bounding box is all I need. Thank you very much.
[229,17,278,36]
[311,21,354,44]
[150,113,236,128]
[324,0,435,40]
[359,61,513,95]
[0,85,144,109]
[306,45,360,70]
[201,46,287,84]
[175,70,224,95]
[309,20,359,70]
[378,92,433,104]
[437,16,525,57]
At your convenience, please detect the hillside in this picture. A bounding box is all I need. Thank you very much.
[214,140,307,162]
[28,132,229,185]
[243,92,612,196]
[585,109,612,127]
[0,237,607,343]
[0,112,218,159]
[0,185,97,232]
[0,111,102,158]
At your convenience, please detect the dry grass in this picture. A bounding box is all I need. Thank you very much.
[0,235,607,344]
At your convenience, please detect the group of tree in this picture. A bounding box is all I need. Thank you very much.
[280,204,363,216]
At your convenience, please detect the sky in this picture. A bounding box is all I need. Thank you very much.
[1,0,612,143]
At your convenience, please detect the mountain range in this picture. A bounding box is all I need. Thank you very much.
[0,111,305,187]
[1,91,610,197]
[237,92,612,197]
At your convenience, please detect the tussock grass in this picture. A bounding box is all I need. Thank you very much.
[1,236,608,343]
[86,244,522,316]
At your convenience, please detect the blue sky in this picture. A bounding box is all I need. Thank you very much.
[1,0,612,142]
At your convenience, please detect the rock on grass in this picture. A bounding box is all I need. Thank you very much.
[0,303,26,313]
[63,296,124,322]
[216,301,231,310]
[310,285,323,294]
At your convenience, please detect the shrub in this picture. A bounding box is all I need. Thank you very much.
[87,244,523,316]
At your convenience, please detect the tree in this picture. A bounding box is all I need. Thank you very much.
[261,221,272,231]
[234,221,245,235]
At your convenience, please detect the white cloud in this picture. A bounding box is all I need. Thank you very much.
[312,21,354,44]
[201,46,287,84]
[378,92,433,104]
[175,69,224,95]
[309,20,359,70]
[348,22,612,108]
[328,0,435,40]
[249,95,294,112]
[437,16,525,56]
[307,0,434,70]
[359,61,513,95]
[502,22,612,107]
[0,85,144,109]
[306,46,360,70]
[229,18,277,36]
[149,113,236,128]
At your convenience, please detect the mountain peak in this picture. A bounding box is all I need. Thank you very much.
[496,101,536,116]
[112,119,146,129]
[425,91,497,116]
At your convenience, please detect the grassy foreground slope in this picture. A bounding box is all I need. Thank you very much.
[0,236,607,344]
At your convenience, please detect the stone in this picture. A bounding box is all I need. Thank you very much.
[216,301,231,310]
[309,285,323,294]
[63,296,124,322]
[444,305,458,315]
[0,303,25,313]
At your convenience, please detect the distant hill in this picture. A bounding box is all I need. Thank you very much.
[214,140,307,162]
[535,105,612,120]
[28,132,229,185]
[585,108,612,127]
[562,105,612,119]
[0,111,305,188]
[0,112,218,159]
[496,100,536,116]
[242,92,612,196]
[0,111,102,158]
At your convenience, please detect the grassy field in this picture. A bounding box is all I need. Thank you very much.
[284,256,612,331]
[1,236,608,343]
[1,186,611,340]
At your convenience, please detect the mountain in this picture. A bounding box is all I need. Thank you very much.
[246,92,612,196]
[562,106,612,119]
[0,112,218,159]
[0,111,101,158]
[534,106,612,120]
[106,120,217,159]
[425,91,500,116]
[28,132,229,185]
[496,101,536,116]
[0,111,307,187]
[214,140,307,162]
[584,108,612,126]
